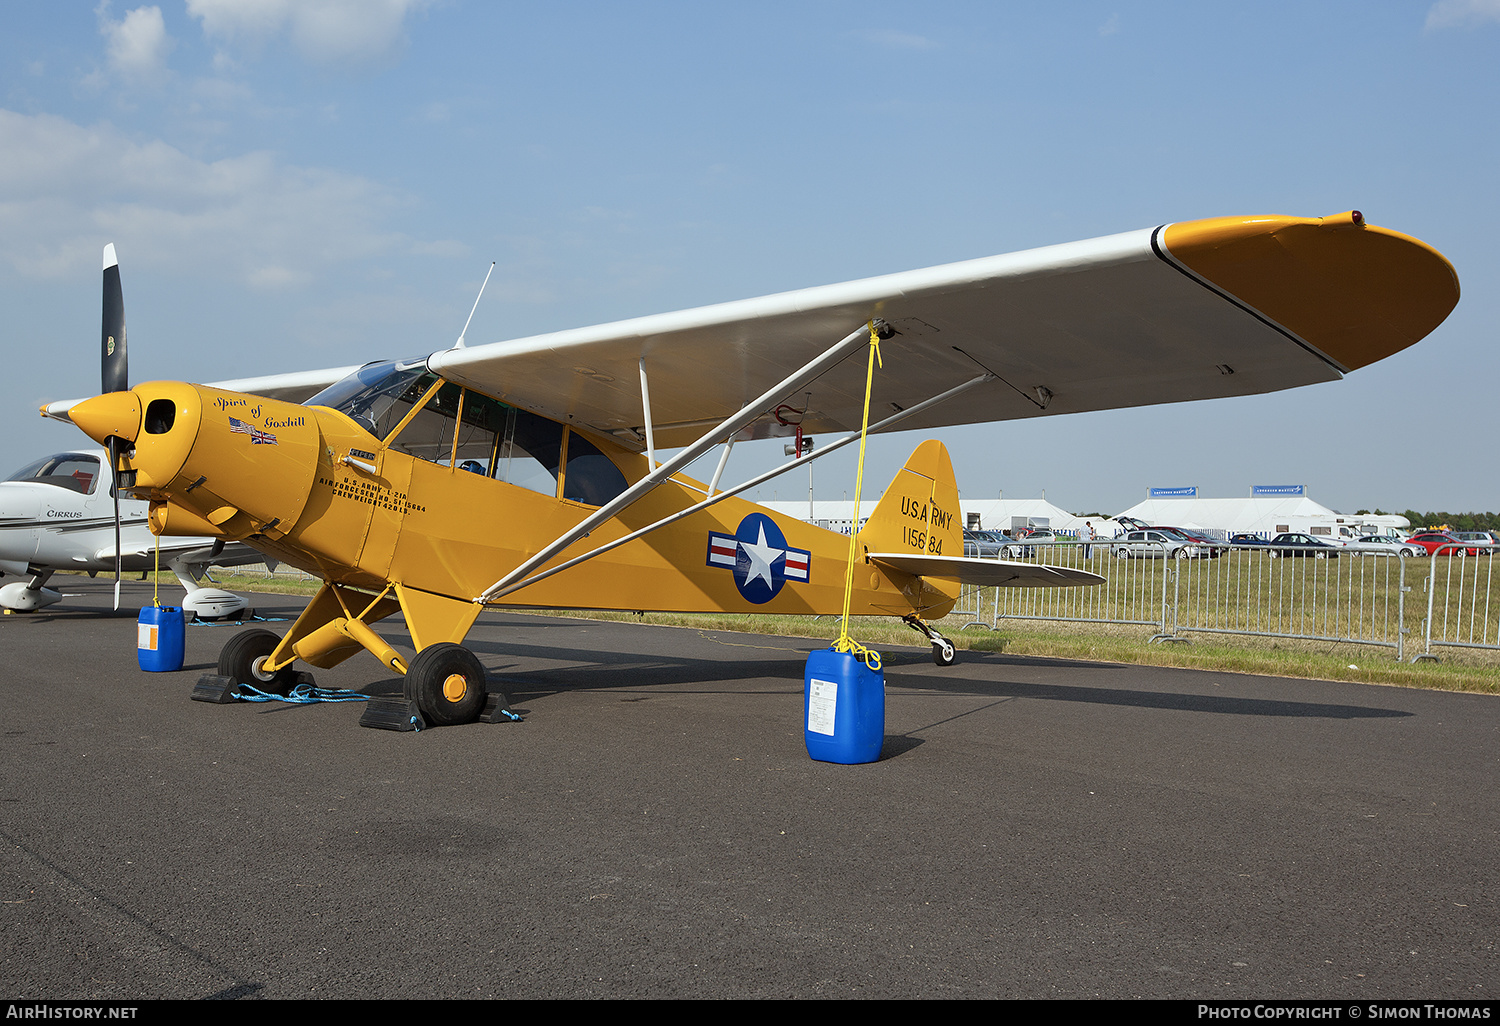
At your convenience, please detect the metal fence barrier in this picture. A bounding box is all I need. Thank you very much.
[953,538,1500,664]
[1416,542,1500,660]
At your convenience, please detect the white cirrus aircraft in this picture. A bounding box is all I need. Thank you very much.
[0,447,282,616]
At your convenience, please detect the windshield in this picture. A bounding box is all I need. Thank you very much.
[5,453,101,494]
[306,358,436,440]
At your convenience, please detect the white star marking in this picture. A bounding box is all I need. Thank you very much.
[739,523,785,589]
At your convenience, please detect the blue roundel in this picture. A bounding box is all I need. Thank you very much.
[705,513,811,605]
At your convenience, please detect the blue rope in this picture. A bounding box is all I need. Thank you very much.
[235,682,522,725]
[235,682,371,704]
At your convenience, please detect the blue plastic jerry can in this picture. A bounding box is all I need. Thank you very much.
[138,605,186,672]
[803,648,885,764]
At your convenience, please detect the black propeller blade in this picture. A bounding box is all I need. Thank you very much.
[101,243,127,395]
[101,243,128,609]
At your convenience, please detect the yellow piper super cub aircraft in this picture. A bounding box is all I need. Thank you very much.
[50,211,1458,726]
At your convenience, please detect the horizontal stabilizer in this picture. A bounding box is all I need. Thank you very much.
[868,553,1104,588]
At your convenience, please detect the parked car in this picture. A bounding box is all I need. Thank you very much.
[1452,532,1495,554]
[1008,528,1062,558]
[1344,535,1423,557]
[978,529,1018,553]
[1267,533,1342,558]
[1229,533,1271,547]
[1151,526,1227,558]
[962,529,1007,558]
[1406,531,1485,556]
[1111,529,1204,560]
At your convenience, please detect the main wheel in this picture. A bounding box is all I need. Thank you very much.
[404,643,487,726]
[932,639,956,666]
[218,628,297,696]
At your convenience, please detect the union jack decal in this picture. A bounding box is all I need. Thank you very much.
[228,417,278,445]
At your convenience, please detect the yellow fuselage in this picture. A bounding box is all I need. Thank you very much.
[72,380,961,638]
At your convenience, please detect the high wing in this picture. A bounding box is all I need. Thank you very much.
[428,211,1459,450]
[41,364,362,423]
[868,553,1104,589]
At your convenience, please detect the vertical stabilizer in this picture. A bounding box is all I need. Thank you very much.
[856,440,962,561]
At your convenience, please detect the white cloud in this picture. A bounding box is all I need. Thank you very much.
[1425,0,1500,29]
[1099,14,1121,37]
[99,4,176,84]
[0,108,413,286]
[186,0,430,65]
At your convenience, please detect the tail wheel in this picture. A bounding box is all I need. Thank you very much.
[405,643,487,726]
[932,639,956,666]
[218,628,296,696]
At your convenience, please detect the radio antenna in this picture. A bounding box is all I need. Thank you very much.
[453,261,496,349]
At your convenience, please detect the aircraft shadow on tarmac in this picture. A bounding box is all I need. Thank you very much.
[32,588,1409,726]
[368,620,1411,726]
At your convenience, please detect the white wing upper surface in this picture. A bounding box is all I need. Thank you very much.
[40,213,1460,444]
[426,215,1458,450]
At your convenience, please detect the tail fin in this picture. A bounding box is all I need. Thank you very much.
[857,439,962,560]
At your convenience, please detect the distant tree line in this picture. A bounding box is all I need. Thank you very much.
[1356,510,1499,531]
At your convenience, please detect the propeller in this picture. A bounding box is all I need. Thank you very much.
[101,244,128,610]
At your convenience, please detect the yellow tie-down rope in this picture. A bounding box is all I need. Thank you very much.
[829,321,883,672]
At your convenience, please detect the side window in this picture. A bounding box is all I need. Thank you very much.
[561,430,628,506]
[378,380,571,500]
[500,408,564,497]
[452,389,505,476]
[386,381,462,463]
[366,372,439,441]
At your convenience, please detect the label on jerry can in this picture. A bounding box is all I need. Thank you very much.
[807,679,838,735]
[138,624,159,651]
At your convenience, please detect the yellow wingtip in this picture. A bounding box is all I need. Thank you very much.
[1161,213,1460,371]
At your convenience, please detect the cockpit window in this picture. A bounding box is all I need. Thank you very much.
[306,358,436,441]
[5,453,100,495]
[317,365,632,507]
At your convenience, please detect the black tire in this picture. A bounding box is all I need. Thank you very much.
[218,629,297,696]
[932,639,956,667]
[404,643,487,726]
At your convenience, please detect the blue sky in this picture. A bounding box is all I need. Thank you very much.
[1,1,1495,515]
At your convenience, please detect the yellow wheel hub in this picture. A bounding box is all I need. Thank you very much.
[442,673,468,703]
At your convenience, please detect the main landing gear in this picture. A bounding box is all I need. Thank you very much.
[903,615,957,666]
[217,628,299,696]
[204,579,514,729]
[208,630,509,728]
[403,643,489,726]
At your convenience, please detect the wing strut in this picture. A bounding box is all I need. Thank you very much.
[476,322,879,602]
[479,370,996,602]
[639,357,657,466]
[707,437,735,496]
